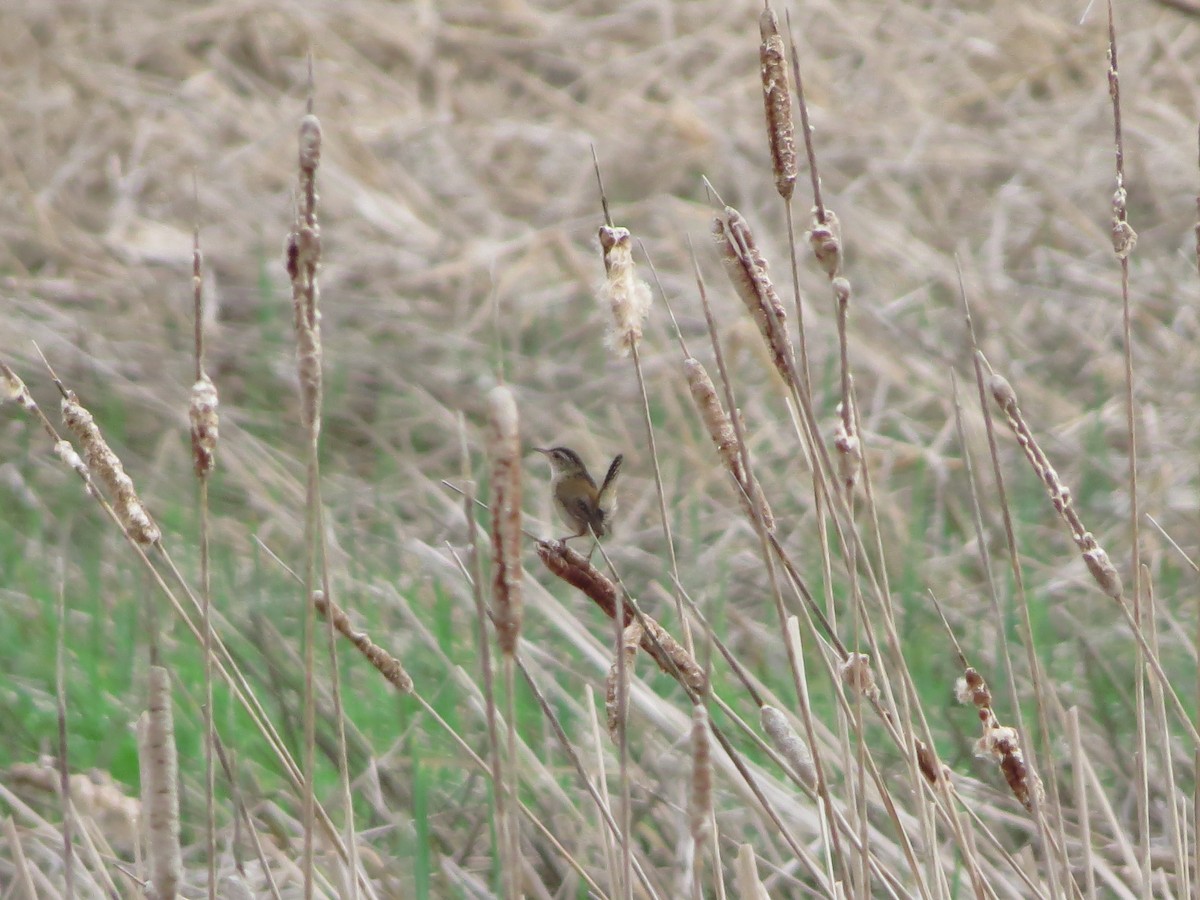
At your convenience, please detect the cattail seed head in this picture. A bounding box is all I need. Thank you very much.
[488,386,523,655]
[759,7,796,200]
[62,392,160,544]
[760,705,817,789]
[189,374,219,478]
[954,668,991,708]
[839,652,878,700]
[808,209,842,278]
[598,225,653,357]
[606,620,642,742]
[315,591,413,693]
[988,372,1018,412]
[684,357,775,531]
[714,206,794,386]
[298,114,322,177]
[0,363,34,411]
[140,666,181,900]
[833,418,861,493]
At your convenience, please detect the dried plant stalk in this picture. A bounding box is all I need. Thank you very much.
[760,705,817,789]
[140,666,181,900]
[189,374,219,478]
[536,541,706,694]
[315,591,414,693]
[759,6,796,200]
[488,385,524,656]
[598,225,653,357]
[61,392,160,544]
[689,704,712,843]
[684,357,774,531]
[713,207,794,386]
[957,667,1041,812]
[988,368,1124,600]
[605,620,642,742]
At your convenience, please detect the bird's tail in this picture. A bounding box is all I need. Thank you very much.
[598,454,623,502]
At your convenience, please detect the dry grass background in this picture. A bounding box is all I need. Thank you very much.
[2,0,1200,897]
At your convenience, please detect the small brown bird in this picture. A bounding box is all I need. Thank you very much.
[534,446,623,544]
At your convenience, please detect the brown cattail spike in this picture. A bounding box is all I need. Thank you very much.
[684,357,775,531]
[61,392,160,545]
[315,591,413,693]
[140,666,181,900]
[189,374,219,478]
[536,540,706,694]
[759,7,796,200]
[714,207,794,387]
[488,386,524,656]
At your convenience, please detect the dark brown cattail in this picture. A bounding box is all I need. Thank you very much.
[957,666,1041,812]
[759,6,796,200]
[536,540,706,694]
[488,386,524,655]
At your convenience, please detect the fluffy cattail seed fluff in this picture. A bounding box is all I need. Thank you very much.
[606,620,642,742]
[598,225,653,357]
[189,373,219,478]
[488,385,523,656]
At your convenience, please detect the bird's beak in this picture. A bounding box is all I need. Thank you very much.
[532,447,549,456]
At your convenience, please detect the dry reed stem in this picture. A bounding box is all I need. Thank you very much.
[535,540,706,694]
[140,666,181,900]
[758,6,796,200]
[598,225,652,357]
[189,374,219,478]
[683,357,774,531]
[987,368,1124,600]
[314,591,414,693]
[487,385,524,656]
[689,703,713,845]
[956,667,1042,813]
[605,620,642,742]
[759,705,817,789]
[713,206,794,387]
[61,392,160,545]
